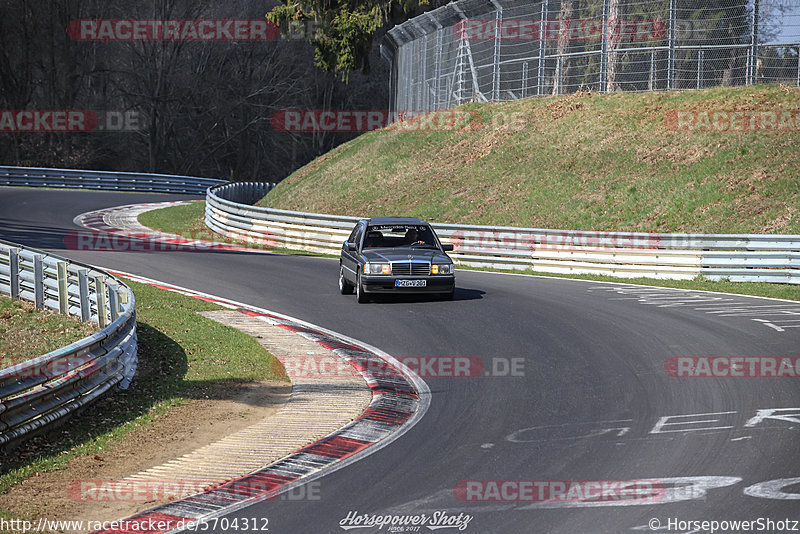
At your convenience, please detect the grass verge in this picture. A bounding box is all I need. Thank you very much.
[0,280,286,499]
[0,297,97,367]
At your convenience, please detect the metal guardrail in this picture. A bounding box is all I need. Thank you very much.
[0,239,137,450]
[206,182,800,285]
[0,165,225,195]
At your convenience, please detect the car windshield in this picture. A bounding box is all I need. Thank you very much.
[363,225,438,249]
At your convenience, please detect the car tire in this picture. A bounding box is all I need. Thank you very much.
[356,273,369,303]
[339,266,354,295]
[441,289,455,301]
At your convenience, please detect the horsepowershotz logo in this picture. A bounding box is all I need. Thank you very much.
[338,511,473,531]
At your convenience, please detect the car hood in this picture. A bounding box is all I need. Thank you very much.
[361,247,452,264]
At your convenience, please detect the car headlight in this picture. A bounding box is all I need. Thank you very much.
[433,264,452,275]
[364,263,391,275]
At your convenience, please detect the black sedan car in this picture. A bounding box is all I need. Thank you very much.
[339,217,456,303]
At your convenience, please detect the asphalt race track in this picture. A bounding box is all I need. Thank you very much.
[2,187,799,534]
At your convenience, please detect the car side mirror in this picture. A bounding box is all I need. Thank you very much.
[347,243,358,252]
[441,244,454,252]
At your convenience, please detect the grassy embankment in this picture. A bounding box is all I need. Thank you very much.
[140,85,800,300]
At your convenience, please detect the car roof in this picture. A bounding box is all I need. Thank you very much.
[366,217,427,225]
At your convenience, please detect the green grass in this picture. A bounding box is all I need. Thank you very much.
[258,85,800,234]
[0,280,286,496]
[0,297,96,367]
[138,200,211,237]
[138,201,337,258]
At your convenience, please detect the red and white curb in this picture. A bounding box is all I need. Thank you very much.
[71,202,268,253]
[92,271,431,534]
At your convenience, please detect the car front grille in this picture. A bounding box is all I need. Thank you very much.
[391,261,430,276]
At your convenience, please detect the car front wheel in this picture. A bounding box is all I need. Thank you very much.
[339,265,354,295]
[356,273,369,303]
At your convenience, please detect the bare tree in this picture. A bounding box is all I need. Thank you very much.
[606,0,623,92]
[553,0,577,95]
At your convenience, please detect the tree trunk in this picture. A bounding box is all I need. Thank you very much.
[553,0,576,95]
[606,0,623,92]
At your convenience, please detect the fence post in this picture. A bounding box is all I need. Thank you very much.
[522,62,529,98]
[491,0,503,101]
[649,50,655,90]
[421,30,429,111]
[57,261,68,315]
[750,0,760,85]
[8,248,19,299]
[433,19,443,109]
[668,0,676,89]
[33,255,44,310]
[95,275,108,328]
[537,1,547,95]
[600,0,609,92]
[696,50,702,89]
[78,269,91,322]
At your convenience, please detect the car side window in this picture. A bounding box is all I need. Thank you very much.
[352,226,364,248]
[347,226,359,243]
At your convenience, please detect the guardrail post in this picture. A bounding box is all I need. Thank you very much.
[78,269,91,322]
[33,255,44,309]
[8,247,19,299]
[94,275,108,328]
[108,285,119,322]
[57,261,68,315]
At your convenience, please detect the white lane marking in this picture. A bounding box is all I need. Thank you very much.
[753,319,786,332]
[743,477,800,500]
[590,285,800,332]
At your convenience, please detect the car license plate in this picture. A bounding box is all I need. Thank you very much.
[396,279,426,288]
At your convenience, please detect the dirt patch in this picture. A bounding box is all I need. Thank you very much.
[0,380,288,531]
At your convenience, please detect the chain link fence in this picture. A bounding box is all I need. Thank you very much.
[381,0,800,113]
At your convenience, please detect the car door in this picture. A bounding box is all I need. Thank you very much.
[341,222,364,284]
